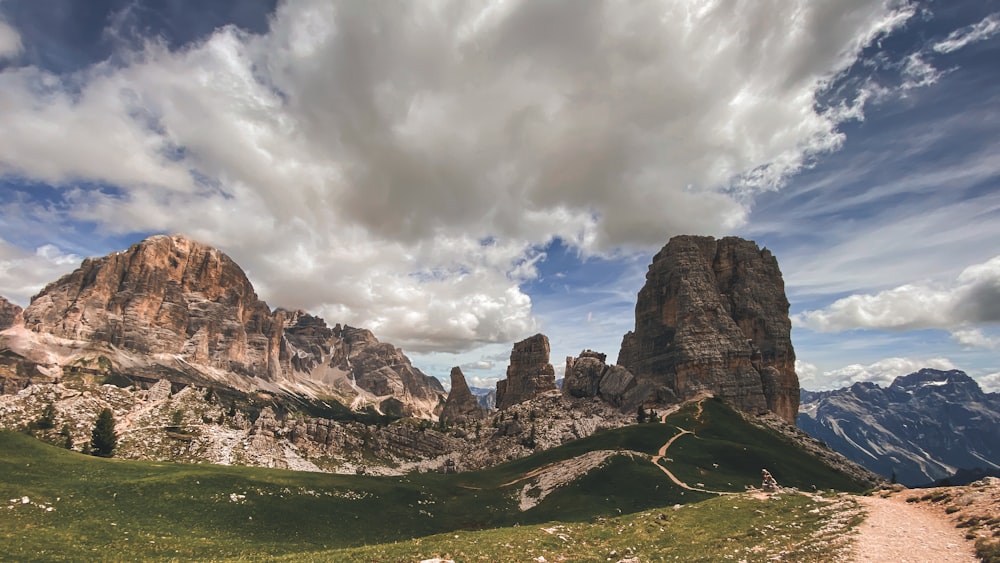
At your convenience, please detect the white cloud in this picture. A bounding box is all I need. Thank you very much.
[0,15,20,60]
[795,255,1000,333]
[0,1,918,352]
[933,12,1000,54]
[0,240,81,306]
[951,328,1000,350]
[802,357,957,390]
[978,372,1000,394]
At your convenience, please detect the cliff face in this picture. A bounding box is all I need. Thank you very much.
[24,235,283,379]
[14,235,445,418]
[440,367,486,424]
[617,236,799,423]
[0,296,21,330]
[496,333,557,409]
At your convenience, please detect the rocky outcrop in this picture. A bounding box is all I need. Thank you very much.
[496,334,558,410]
[617,236,799,423]
[0,296,21,330]
[562,350,650,410]
[11,234,445,418]
[440,367,486,424]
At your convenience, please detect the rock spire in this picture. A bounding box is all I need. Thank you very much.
[617,235,799,422]
[496,333,557,409]
[440,367,486,424]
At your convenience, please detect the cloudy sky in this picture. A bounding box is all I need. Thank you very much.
[0,0,998,393]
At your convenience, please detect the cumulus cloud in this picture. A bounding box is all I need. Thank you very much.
[799,357,957,390]
[979,372,1000,394]
[0,1,918,351]
[933,12,1000,54]
[0,15,20,60]
[0,239,81,305]
[951,328,1000,350]
[795,255,1000,338]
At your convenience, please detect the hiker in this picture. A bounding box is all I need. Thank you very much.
[761,469,778,491]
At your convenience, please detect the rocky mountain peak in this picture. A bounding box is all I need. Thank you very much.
[496,333,558,409]
[799,369,1000,486]
[5,234,445,419]
[23,233,282,379]
[617,235,799,423]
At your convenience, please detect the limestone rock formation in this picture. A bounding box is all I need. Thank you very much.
[0,296,21,330]
[10,234,445,418]
[496,333,558,409]
[563,350,650,410]
[24,234,283,380]
[440,367,486,424]
[617,236,799,423]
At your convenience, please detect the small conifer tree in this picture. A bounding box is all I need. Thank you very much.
[37,402,57,430]
[90,408,117,457]
[59,423,73,450]
[637,405,647,423]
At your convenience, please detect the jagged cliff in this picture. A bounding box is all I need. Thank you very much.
[617,236,799,423]
[0,296,21,330]
[496,333,558,409]
[4,235,444,418]
[440,367,486,424]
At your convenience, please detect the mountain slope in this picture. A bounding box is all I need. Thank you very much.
[798,369,1000,486]
[0,397,873,560]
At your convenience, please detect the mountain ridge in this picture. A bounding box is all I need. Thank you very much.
[798,368,1000,486]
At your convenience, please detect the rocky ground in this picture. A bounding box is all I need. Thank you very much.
[846,478,1000,562]
[0,380,632,476]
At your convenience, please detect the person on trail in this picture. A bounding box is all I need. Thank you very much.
[761,469,778,491]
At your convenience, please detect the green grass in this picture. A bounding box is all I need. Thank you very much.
[290,493,858,562]
[0,398,871,560]
[660,399,869,494]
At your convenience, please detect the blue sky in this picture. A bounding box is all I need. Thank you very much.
[0,1,998,393]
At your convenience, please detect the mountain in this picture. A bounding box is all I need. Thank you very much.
[469,386,497,411]
[798,369,1000,486]
[0,296,20,330]
[617,236,799,423]
[1,234,444,418]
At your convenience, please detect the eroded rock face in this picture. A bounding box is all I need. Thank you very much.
[617,236,799,423]
[440,367,486,424]
[563,350,650,410]
[496,333,557,409]
[16,235,445,418]
[0,296,21,330]
[24,235,283,379]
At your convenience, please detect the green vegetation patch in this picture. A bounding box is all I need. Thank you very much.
[658,399,870,493]
[298,493,858,562]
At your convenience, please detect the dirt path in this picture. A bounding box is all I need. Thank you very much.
[649,424,736,496]
[848,495,977,562]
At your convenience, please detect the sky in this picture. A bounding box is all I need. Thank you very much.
[0,0,998,394]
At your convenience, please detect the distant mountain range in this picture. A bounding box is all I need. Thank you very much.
[798,369,1000,486]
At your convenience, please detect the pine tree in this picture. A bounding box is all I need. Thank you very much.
[59,424,73,450]
[90,408,117,458]
[637,405,647,423]
[36,402,57,430]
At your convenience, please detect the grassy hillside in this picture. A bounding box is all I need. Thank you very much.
[0,398,869,561]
